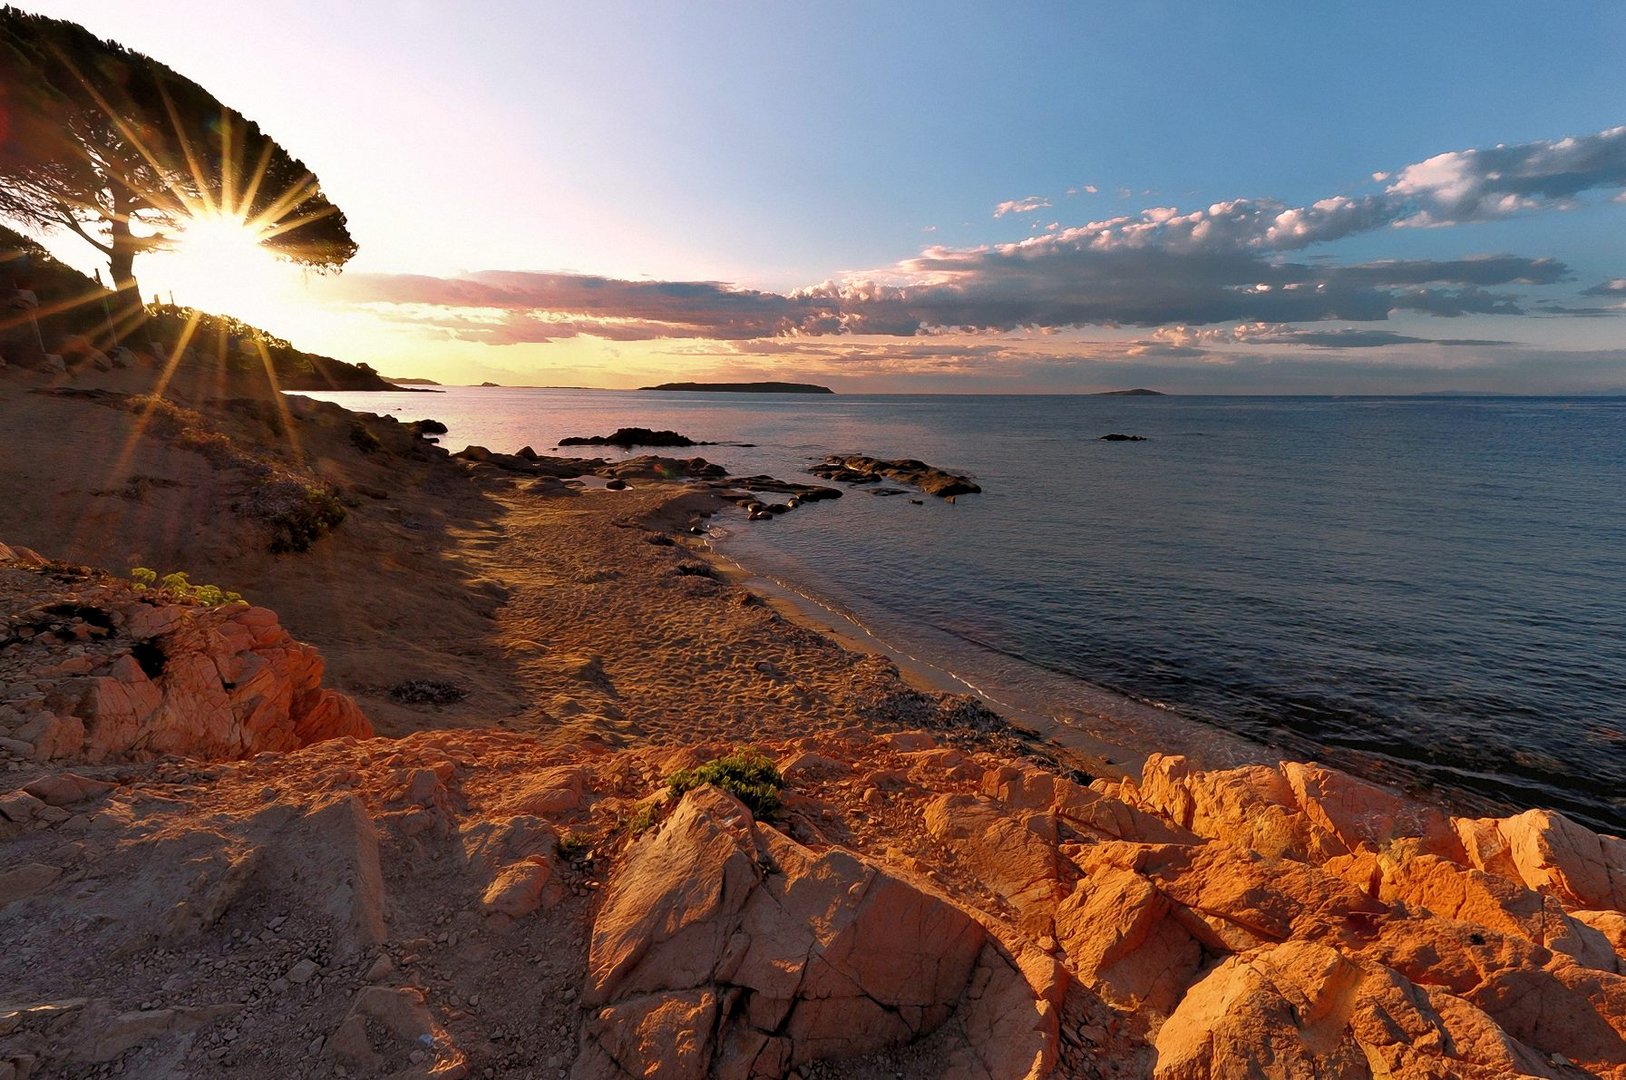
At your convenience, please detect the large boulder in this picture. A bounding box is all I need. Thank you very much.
[576,785,1054,1078]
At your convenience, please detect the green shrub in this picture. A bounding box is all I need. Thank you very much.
[622,804,658,836]
[557,831,592,862]
[668,750,785,817]
[263,485,347,553]
[129,567,244,606]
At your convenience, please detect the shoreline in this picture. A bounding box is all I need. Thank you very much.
[286,385,1590,828]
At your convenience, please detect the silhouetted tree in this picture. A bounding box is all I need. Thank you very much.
[0,6,356,328]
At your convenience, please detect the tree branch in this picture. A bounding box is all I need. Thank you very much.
[56,213,113,255]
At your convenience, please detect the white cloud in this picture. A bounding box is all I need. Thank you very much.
[993,195,1052,217]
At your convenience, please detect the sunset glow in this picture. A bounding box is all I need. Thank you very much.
[14,1,1626,393]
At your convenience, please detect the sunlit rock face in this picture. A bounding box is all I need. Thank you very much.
[0,540,370,764]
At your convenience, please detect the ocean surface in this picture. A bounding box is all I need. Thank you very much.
[298,387,1626,832]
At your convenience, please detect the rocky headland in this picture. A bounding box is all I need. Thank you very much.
[3,316,1626,1078]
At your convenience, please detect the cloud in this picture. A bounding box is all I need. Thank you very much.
[1144,323,1511,350]
[1387,125,1626,226]
[1066,184,1099,196]
[993,195,1051,217]
[326,124,1626,345]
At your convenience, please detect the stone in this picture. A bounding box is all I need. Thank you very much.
[22,773,116,807]
[0,790,46,823]
[922,793,1064,915]
[286,958,319,984]
[1052,864,1201,1016]
[0,862,61,905]
[1456,808,1626,912]
[481,857,556,918]
[581,786,1002,1074]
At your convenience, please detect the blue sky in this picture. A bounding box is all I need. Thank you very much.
[18,1,1626,391]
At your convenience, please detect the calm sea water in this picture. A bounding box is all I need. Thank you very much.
[300,388,1626,832]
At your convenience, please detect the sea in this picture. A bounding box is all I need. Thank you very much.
[295,387,1626,833]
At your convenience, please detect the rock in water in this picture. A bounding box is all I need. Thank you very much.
[809,455,981,498]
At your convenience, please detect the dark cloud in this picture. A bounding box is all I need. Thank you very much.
[1235,327,1511,349]
[1581,278,1626,296]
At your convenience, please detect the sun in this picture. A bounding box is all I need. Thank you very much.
[144,212,288,319]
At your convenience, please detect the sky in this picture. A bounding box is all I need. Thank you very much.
[16,1,1626,393]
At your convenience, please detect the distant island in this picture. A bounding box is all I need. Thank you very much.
[1094,388,1165,396]
[391,377,442,386]
[641,381,835,394]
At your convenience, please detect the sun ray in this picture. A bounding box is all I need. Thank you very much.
[248,336,303,459]
[236,139,277,227]
[51,45,204,225]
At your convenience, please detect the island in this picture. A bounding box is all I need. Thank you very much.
[640,381,835,394]
[1094,388,1165,396]
[559,427,707,448]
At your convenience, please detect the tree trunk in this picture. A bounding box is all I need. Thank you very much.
[107,191,148,346]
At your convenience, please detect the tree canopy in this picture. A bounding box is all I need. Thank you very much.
[0,5,356,302]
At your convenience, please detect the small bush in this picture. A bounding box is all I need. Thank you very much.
[622,804,658,836]
[256,482,347,553]
[349,422,383,454]
[668,750,785,818]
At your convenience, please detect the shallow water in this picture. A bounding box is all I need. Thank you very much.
[300,387,1626,831]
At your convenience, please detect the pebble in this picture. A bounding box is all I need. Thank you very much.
[286,958,319,984]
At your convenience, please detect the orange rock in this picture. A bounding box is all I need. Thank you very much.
[581,991,717,1080]
[1378,854,1620,972]
[943,942,1062,1080]
[921,793,1064,914]
[480,857,557,918]
[1153,941,1370,1078]
[1134,754,1327,861]
[581,785,1018,1075]
[1052,863,1201,1016]
[1280,760,1464,861]
[1049,776,1199,845]
[1456,809,1626,913]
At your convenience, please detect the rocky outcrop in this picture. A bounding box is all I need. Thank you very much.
[4,716,1626,1076]
[810,455,982,498]
[0,542,370,764]
[559,428,707,449]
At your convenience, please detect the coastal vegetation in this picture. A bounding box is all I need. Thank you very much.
[128,567,244,607]
[667,748,786,817]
